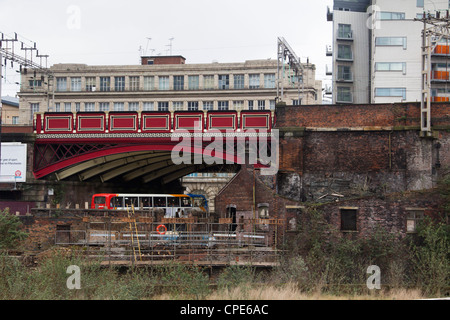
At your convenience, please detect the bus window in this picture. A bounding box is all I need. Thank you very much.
[111,197,123,209]
[140,197,151,208]
[154,197,167,207]
[181,197,192,207]
[94,196,106,205]
[168,197,180,207]
[124,197,138,208]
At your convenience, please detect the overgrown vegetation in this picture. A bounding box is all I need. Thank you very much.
[0,185,448,300]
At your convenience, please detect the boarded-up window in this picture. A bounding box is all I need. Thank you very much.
[340,208,357,231]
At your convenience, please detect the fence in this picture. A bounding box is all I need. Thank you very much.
[54,221,283,267]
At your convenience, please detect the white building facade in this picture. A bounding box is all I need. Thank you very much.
[328,0,450,104]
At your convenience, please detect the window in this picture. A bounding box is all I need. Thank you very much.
[56,77,67,91]
[258,100,266,110]
[143,76,155,90]
[417,0,424,7]
[159,76,169,90]
[158,102,169,111]
[99,102,110,112]
[85,77,96,92]
[188,76,199,90]
[85,103,95,112]
[128,102,139,111]
[234,74,245,89]
[173,101,184,111]
[233,101,244,110]
[375,62,406,74]
[337,87,352,103]
[269,100,275,110]
[218,75,230,90]
[218,101,229,111]
[124,197,138,208]
[100,77,110,92]
[406,209,425,233]
[64,103,72,112]
[30,103,39,120]
[338,24,353,39]
[71,77,81,91]
[375,37,407,49]
[188,101,199,111]
[12,116,19,124]
[249,74,260,89]
[337,44,353,60]
[154,197,167,207]
[203,101,214,111]
[29,79,42,87]
[340,208,357,231]
[378,12,406,20]
[204,75,215,90]
[174,75,184,90]
[129,76,140,91]
[248,100,254,110]
[114,102,124,111]
[143,102,154,111]
[75,103,81,112]
[292,99,302,106]
[115,76,125,91]
[337,65,353,81]
[264,74,276,88]
[375,88,407,100]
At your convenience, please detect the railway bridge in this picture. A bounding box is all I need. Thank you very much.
[1,102,449,263]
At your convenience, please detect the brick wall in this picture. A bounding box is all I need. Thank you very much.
[275,102,450,128]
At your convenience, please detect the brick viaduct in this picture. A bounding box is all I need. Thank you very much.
[1,102,449,250]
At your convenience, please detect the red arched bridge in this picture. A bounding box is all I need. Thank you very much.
[33,110,277,184]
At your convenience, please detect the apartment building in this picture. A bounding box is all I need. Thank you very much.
[327,0,450,104]
[18,56,322,125]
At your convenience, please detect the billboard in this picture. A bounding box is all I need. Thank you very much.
[0,143,27,183]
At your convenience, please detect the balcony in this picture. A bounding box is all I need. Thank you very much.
[336,90,353,103]
[433,45,450,56]
[336,72,353,82]
[432,96,450,102]
[337,31,354,41]
[327,6,333,22]
[431,71,450,82]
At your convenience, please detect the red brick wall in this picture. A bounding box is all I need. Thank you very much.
[275,102,450,128]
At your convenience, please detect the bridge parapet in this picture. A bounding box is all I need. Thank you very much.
[34,110,274,140]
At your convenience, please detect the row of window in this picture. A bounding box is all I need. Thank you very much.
[336,62,407,81]
[30,100,276,118]
[337,37,407,60]
[50,74,277,92]
[336,87,407,102]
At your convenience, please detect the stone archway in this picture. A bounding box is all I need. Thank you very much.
[182,174,234,214]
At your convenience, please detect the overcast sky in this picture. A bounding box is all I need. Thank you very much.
[0,0,333,97]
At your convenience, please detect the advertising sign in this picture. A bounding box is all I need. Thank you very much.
[0,143,27,183]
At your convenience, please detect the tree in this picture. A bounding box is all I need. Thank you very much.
[0,209,28,251]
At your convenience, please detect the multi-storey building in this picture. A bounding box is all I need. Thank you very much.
[327,0,450,104]
[18,56,322,125]
[1,96,19,125]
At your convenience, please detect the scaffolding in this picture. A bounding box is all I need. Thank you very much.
[54,212,285,268]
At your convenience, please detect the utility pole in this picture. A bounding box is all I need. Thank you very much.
[277,37,304,104]
[415,11,450,137]
[0,31,53,121]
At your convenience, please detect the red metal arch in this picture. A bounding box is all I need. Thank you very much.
[33,143,244,179]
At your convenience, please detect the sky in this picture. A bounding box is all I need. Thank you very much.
[0,0,333,97]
